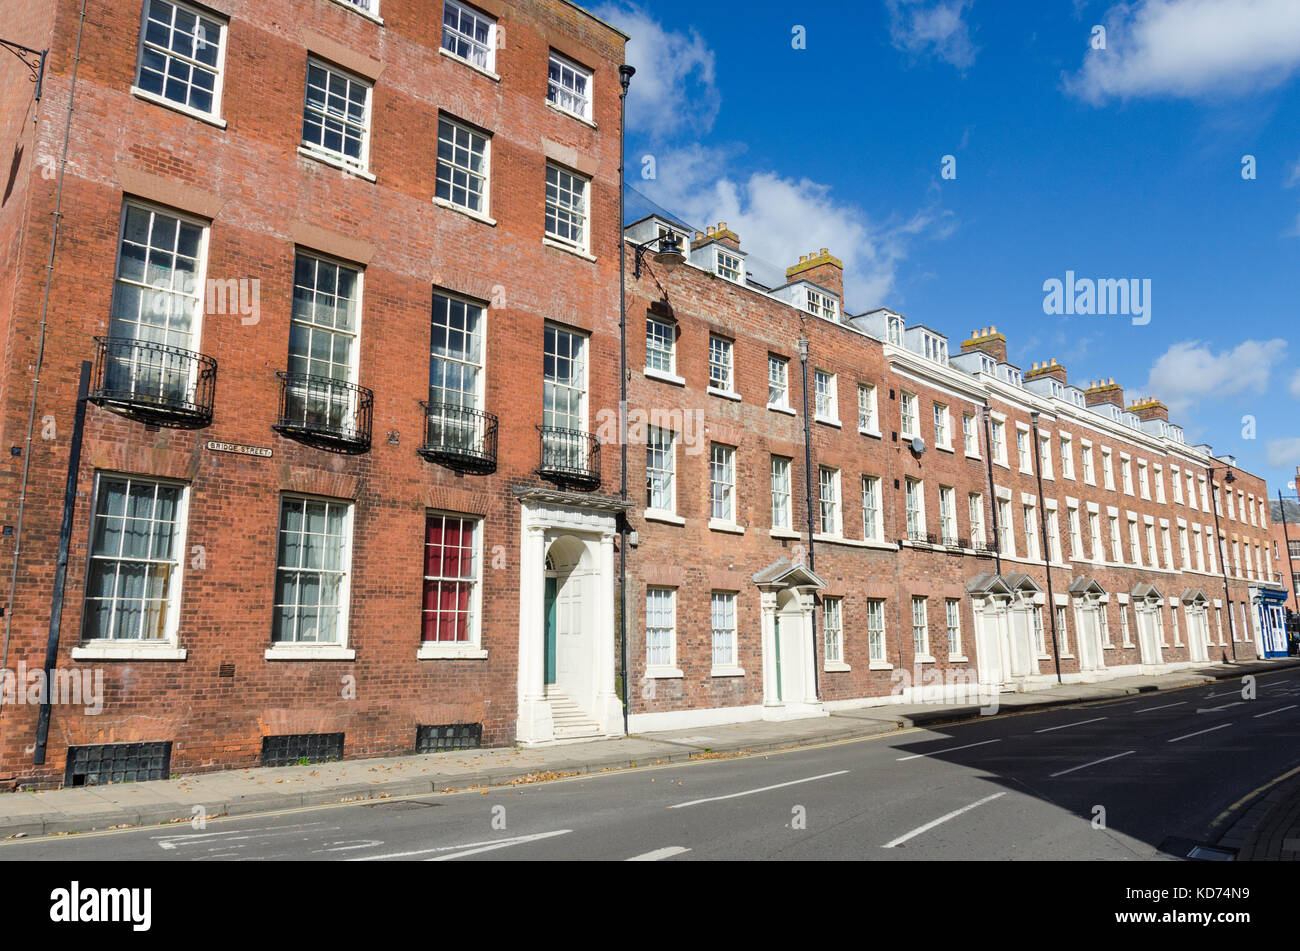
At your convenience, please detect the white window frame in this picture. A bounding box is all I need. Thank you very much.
[300,57,373,175]
[823,596,844,666]
[646,315,676,376]
[441,0,498,75]
[963,412,978,458]
[544,163,591,254]
[133,0,228,123]
[911,596,931,661]
[900,391,918,439]
[711,591,740,673]
[991,419,1008,466]
[814,370,839,424]
[269,494,355,656]
[968,492,985,548]
[709,335,735,394]
[547,49,593,121]
[715,248,743,283]
[710,443,737,526]
[945,599,963,658]
[435,114,491,217]
[1016,426,1032,473]
[933,402,950,449]
[645,426,676,516]
[867,599,887,665]
[818,466,842,537]
[906,477,926,541]
[768,354,790,410]
[418,512,486,658]
[771,456,793,531]
[645,586,678,674]
[939,485,957,545]
[862,476,882,541]
[1059,433,1074,479]
[858,383,879,433]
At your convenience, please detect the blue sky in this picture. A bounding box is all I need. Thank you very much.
[594,0,1300,495]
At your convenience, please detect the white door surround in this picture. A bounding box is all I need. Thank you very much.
[969,572,1045,690]
[1131,583,1166,671]
[515,488,628,745]
[753,560,828,721]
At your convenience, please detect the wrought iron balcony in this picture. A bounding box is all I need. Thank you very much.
[418,401,498,473]
[88,335,217,427]
[272,372,373,454]
[537,426,600,488]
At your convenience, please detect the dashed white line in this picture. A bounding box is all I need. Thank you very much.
[1254,704,1298,719]
[1035,717,1106,734]
[882,792,1006,849]
[1198,702,1245,713]
[1050,750,1136,778]
[351,829,572,861]
[626,846,691,861]
[1168,723,1232,744]
[896,739,1001,762]
[668,770,849,809]
[1135,701,1185,713]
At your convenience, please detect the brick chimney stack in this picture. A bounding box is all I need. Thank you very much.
[693,221,741,253]
[786,247,844,300]
[1084,378,1124,409]
[1128,397,1169,423]
[1025,358,1067,386]
[959,326,1008,364]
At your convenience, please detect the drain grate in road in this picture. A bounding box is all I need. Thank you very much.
[1158,836,1237,861]
[362,799,444,810]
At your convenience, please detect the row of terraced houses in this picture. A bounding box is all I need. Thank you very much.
[0,0,1289,787]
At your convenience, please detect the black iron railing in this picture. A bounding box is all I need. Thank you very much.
[537,426,600,487]
[89,335,217,427]
[273,372,373,454]
[906,525,927,543]
[418,401,498,473]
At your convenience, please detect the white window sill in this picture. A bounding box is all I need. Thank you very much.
[265,645,356,661]
[869,661,894,671]
[71,644,187,661]
[1060,653,1075,660]
[815,416,842,428]
[711,665,745,678]
[915,655,936,664]
[708,519,745,535]
[859,428,882,439]
[297,146,376,181]
[949,655,969,663]
[644,367,685,386]
[644,508,685,526]
[936,443,955,454]
[326,0,383,23]
[707,386,742,402]
[768,403,795,416]
[130,86,227,129]
[417,644,487,660]
[859,537,899,551]
[994,459,1010,470]
[438,46,500,81]
[815,534,889,551]
[965,451,981,460]
[545,98,596,128]
[645,666,684,679]
[824,661,851,673]
[1103,644,1116,650]
[543,236,596,261]
[432,196,496,226]
[770,527,801,540]
[1036,653,1052,661]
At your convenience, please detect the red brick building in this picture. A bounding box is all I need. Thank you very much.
[620,214,1281,730]
[0,0,629,786]
[1267,467,1300,616]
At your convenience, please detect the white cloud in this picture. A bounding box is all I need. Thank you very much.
[1290,367,1300,398]
[886,0,978,70]
[1144,338,1288,414]
[1066,0,1300,103]
[592,2,720,140]
[637,145,954,308]
[1267,437,1300,468]
[1287,156,1300,188]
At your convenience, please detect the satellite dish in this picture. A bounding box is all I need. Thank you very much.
[911,436,926,454]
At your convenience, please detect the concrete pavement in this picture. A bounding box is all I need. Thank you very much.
[0,657,1295,842]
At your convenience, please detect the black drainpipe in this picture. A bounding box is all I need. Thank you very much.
[1030,412,1063,684]
[797,336,819,699]
[34,361,91,765]
[616,64,634,735]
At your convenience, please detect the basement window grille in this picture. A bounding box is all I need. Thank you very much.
[261,733,344,767]
[64,741,172,787]
[416,723,482,753]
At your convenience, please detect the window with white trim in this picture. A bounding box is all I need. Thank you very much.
[1023,504,1039,560]
[1108,516,1122,563]
[110,201,206,363]
[1039,433,1053,478]
[771,456,792,530]
[645,586,676,669]
[547,50,592,120]
[646,427,675,513]
[1146,523,1159,569]
[1161,525,1173,569]
[273,496,352,644]
[1088,511,1102,560]
[711,591,738,668]
[646,316,675,374]
[441,0,496,73]
[436,115,490,214]
[900,391,918,438]
[1059,434,1074,478]
[709,335,734,391]
[1081,443,1094,484]
[715,249,743,283]
[868,599,887,663]
[945,599,962,657]
[1154,464,1165,503]
[1017,428,1031,473]
[991,419,1007,465]
[806,287,837,321]
[819,466,841,536]
[933,402,950,448]
[1121,457,1134,495]
[939,486,957,545]
[815,370,837,421]
[1046,508,1062,562]
[422,513,481,644]
[135,0,226,117]
[545,164,590,251]
[824,597,843,664]
[301,59,371,172]
[1068,505,1082,559]
[710,443,736,522]
[863,476,882,541]
[968,492,985,548]
[1101,449,1114,489]
[1127,518,1142,567]
[999,499,1015,556]
[768,355,789,408]
[1033,606,1046,654]
[963,413,978,456]
[1057,606,1070,654]
[1171,466,1184,503]
[911,597,930,659]
[858,383,878,432]
[83,475,187,643]
[429,291,485,449]
[1179,526,1191,569]
[1138,461,1150,499]
[906,478,925,541]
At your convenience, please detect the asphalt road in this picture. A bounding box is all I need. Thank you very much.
[5,667,1299,861]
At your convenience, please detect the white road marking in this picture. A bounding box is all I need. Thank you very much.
[1034,717,1106,734]
[1197,702,1245,713]
[882,792,1006,848]
[1050,750,1136,778]
[896,739,1001,762]
[1168,723,1232,744]
[1254,704,1298,719]
[626,846,691,861]
[155,824,326,850]
[668,770,849,809]
[312,839,385,853]
[351,829,572,861]
[1135,701,1186,713]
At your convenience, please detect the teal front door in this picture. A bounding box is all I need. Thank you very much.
[544,577,558,685]
[773,614,783,702]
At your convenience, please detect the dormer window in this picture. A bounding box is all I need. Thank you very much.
[806,288,837,321]
[1050,381,1064,398]
[888,315,904,345]
[715,249,743,283]
[980,355,994,375]
[922,333,948,364]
